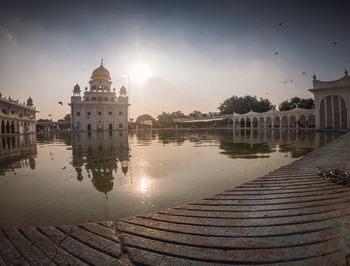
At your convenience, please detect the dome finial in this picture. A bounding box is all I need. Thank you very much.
[313,73,316,80]
[101,58,103,66]
[345,68,348,76]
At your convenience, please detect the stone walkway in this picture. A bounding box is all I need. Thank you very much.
[1,133,350,265]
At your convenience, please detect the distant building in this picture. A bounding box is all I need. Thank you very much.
[309,70,350,130]
[0,95,37,135]
[176,71,350,131]
[69,61,129,132]
[142,119,153,127]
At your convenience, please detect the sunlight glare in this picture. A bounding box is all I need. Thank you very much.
[139,176,152,192]
[131,63,152,83]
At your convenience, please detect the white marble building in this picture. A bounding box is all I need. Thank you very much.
[69,62,129,132]
[309,70,350,130]
[0,96,37,135]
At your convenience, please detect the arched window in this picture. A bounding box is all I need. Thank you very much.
[104,97,108,101]
[92,86,97,91]
[98,97,103,101]
[85,97,89,101]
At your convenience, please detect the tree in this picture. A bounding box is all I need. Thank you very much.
[218,95,273,114]
[157,112,174,128]
[188,110,203,118]
[171,110,187,119]
[278,97,314,111]
[64,114,71,121]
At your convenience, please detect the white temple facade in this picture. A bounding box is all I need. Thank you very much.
[69,62,129,132]
[309,70,350,130]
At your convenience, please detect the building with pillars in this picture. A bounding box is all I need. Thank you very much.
[177,70,350,131]
[0,96,37,135]
[69,62,129,132]
[309,70,350,130]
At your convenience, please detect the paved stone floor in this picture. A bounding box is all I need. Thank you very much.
[1,133,350,265]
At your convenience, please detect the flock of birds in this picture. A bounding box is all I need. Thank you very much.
[273,22,339,87]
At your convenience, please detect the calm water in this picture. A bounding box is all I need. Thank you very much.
[0,129,339,227]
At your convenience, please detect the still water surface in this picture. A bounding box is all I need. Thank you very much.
[0,129,339,227]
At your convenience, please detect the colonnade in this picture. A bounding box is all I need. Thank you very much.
[0,119,36,135]
[233,114,316,128]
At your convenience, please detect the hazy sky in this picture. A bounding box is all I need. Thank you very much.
[0,0,349,120]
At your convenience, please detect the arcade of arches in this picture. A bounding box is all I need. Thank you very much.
[0,96,37,136]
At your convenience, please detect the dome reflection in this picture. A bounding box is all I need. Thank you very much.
[70,131,129,196]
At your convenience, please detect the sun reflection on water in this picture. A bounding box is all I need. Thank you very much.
[139,176,153,193]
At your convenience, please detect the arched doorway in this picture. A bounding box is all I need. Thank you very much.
[281,116,288,127]
[240,118,245,127]
[259,117,265,128]
[229,119,234,128]
[11,121,15,133]
[235,119,239,128]
[299,115,306,128]
[308,115,316,128]
[289,116,296,128]
[266,117,272,127]
[273,116,280,128]
[6,121,10,134]
[246,118,251,127]
[252,117,258,128]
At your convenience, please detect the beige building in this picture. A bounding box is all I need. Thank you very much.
[309,70,350,130]
[69,62,129,132]
[0,96,37,135]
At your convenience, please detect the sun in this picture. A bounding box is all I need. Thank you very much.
[131,63,152,83]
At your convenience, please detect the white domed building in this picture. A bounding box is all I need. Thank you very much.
[69,62,129,131]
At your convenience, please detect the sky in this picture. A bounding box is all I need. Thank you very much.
[0,0,349,120]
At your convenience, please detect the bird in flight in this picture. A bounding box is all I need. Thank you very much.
[290,80,293,83]
[283,81,287,84]
[58,101,63,105]
[274,52,279,55]
[333,41,338,45]
[279,22,283,26]
[302,72,306,75]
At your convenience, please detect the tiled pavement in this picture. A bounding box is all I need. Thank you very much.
[1,133,350,265]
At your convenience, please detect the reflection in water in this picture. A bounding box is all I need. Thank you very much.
[133,129,339,159]
[0,135,37,175]
[70,131,129,196]
[0,129,342,227]
[220,142,273,159]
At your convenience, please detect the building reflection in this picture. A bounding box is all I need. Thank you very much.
[70,131,129,196]
[135,128,340,159]
[0,135,37,175]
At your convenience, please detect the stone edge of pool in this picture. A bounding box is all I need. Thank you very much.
[1,132,350,265]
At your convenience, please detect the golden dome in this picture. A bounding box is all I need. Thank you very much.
[91,63,111,81]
